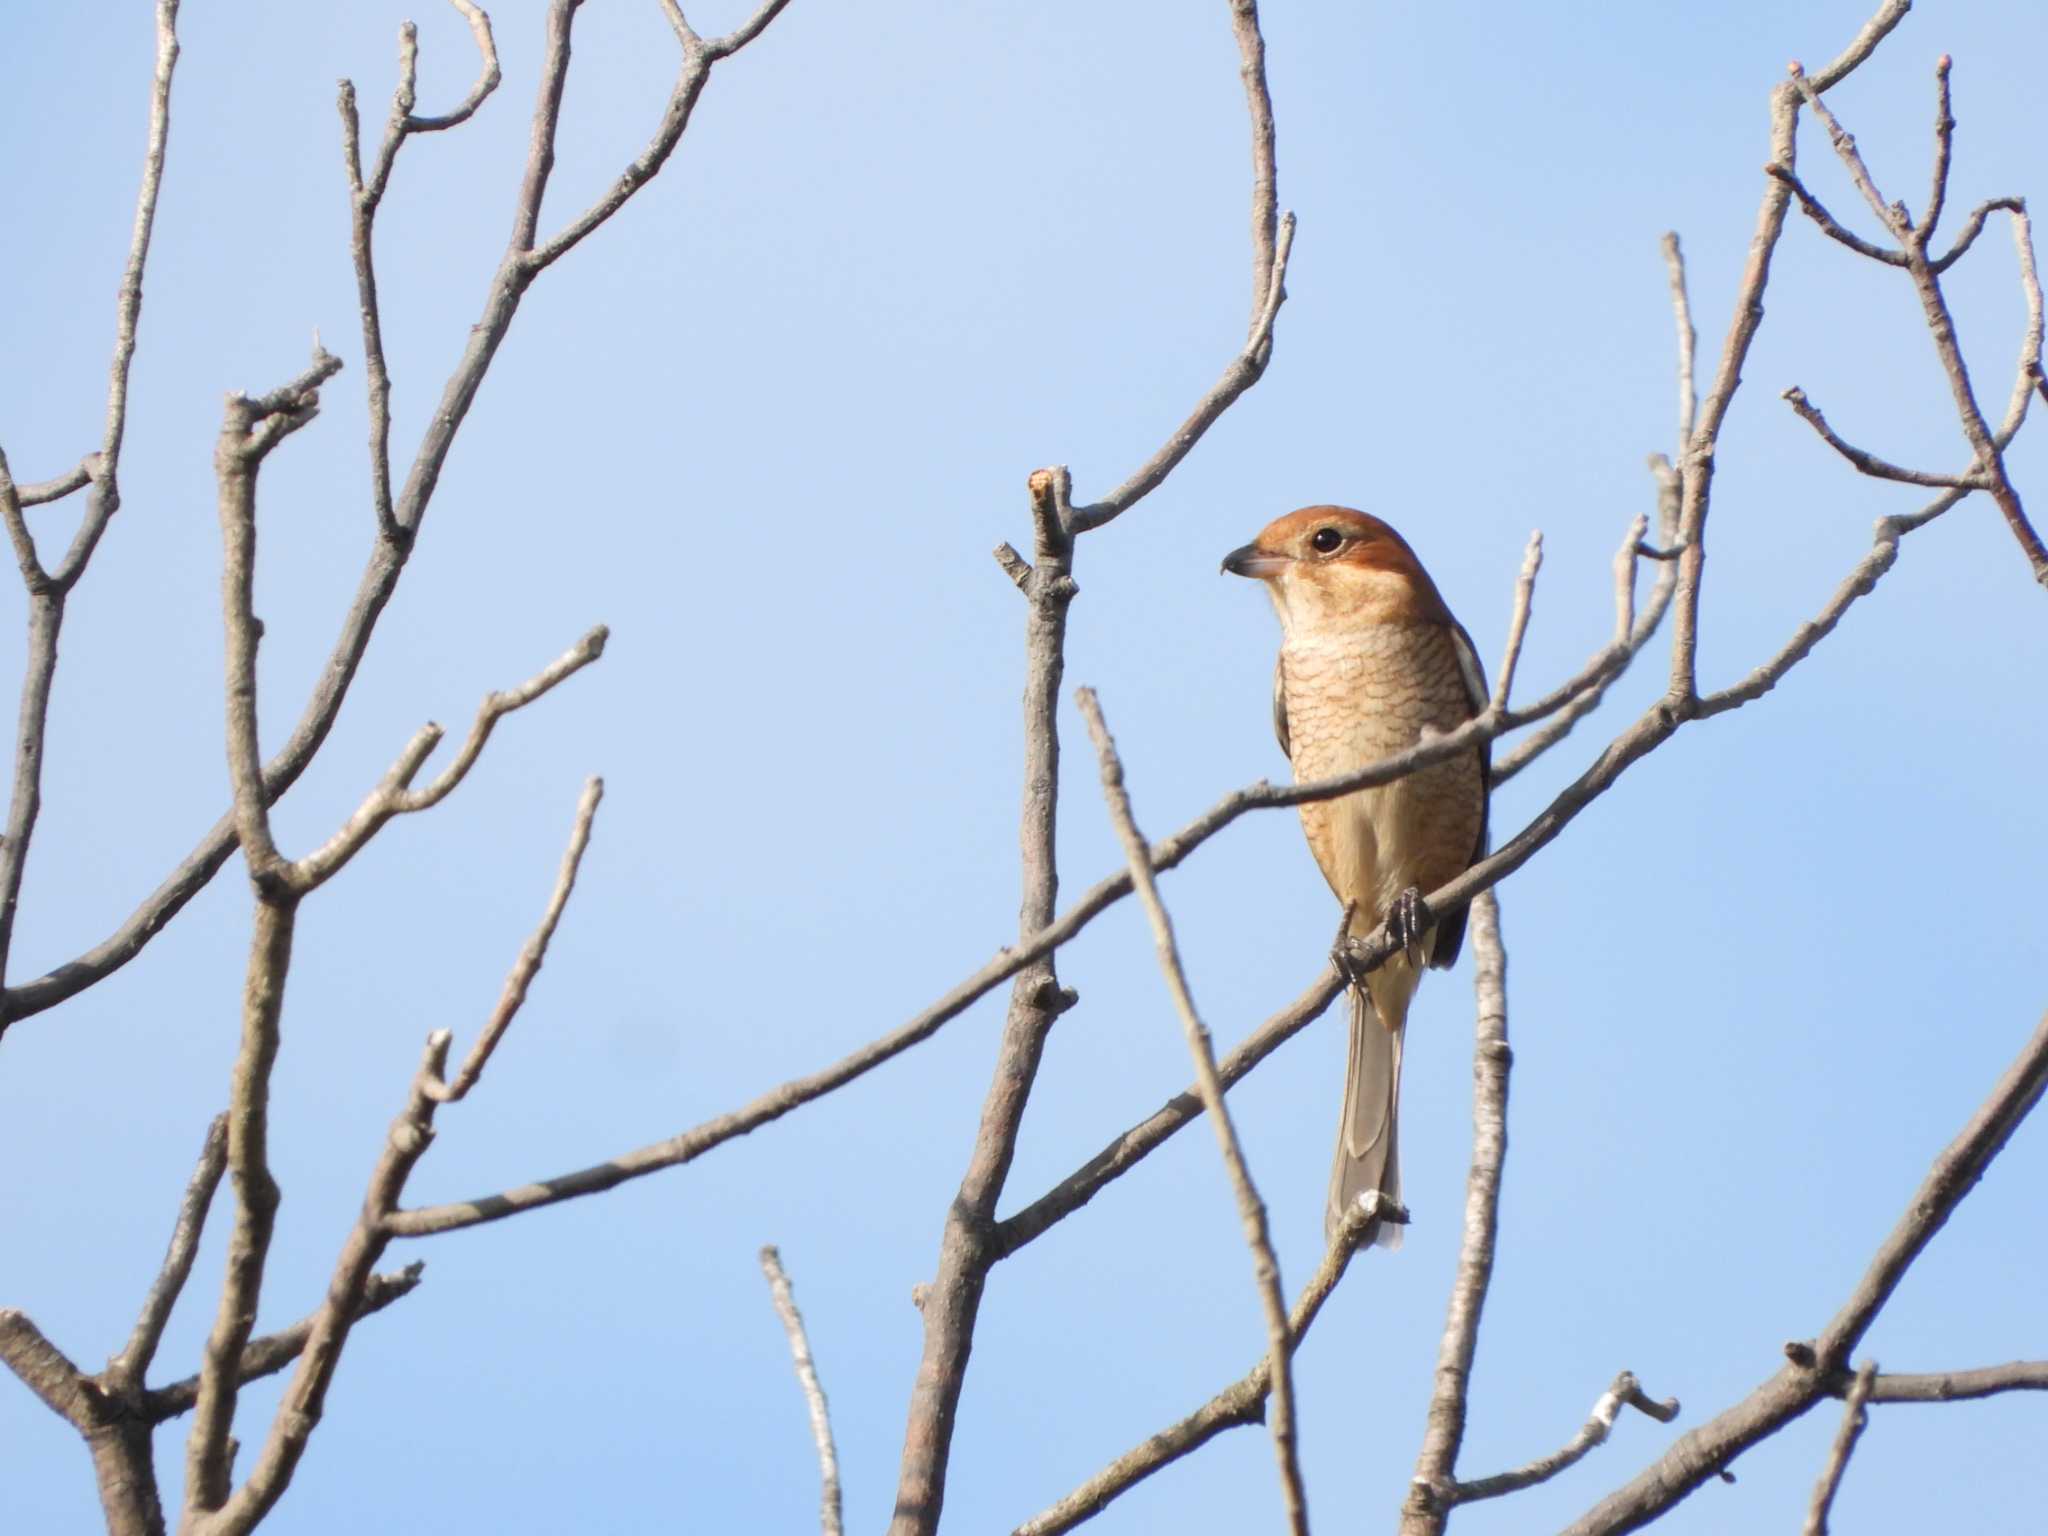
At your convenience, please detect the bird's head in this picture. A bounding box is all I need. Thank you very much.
[1221,506,1451,634]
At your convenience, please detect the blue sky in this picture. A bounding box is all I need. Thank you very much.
[2,2,2043,1532]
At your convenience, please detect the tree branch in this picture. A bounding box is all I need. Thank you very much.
[1445,1372,1679,1508]
[1803,1360,1876,1536]
[1010,1197,1389,1536]
[1781,386,1982,488]
[1399,889,1511,1534]
[107,1115,228,1394]
[2,0,781,1031]
[289,630,606,893]
[1078,688,1307,1536]
[1852,1361,2048,1404]
[760,1245,844,1536]
[1562,1011,2048,1535]
[141,1266,424,1422]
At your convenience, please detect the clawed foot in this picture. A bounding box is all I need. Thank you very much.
[1328,901,1366,987]
[1386,885,1434,955]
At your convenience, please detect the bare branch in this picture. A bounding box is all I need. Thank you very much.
[432,777,604,1102]
[1011,1197,1389,1536]
[0,447,52,591]
[291,630,607,892]
[1789,64,1903,236]
[888,464,1075,1536]
[405,1,502,134]
[1491,533,1543,711]
[1804,1360,1877,1536]
[1792,62,2048,587]
[1230,0,1278,329]
[181,896,297,1519]
[1399,889,1510,1535]
[340,2,499,538]
[3,0,781,1031]
[1563,1012,2048,1535]
[1933,195,2025,274]
[14,458,95,509]
[47,0,182,592]
[1667,0,1913,698]
[1924,55,1954,242]
[0,1309,94,1429]
[525,0,791,273]
[181,772,598,1531]
[760,1246,844,1536]
[1077,688,1307,1536]
[1610,514,1647,645]
[1854,1361,2048,1404]
[1781,386,1982,488]
[200,1035,454,1536]
[1070,213,1294,534]
[0,0,182,1017]
[1662,232,1697,446]
[702,0,795,61]
[215,347,347,892]
[994,970,1344,1258]
[1767,161,1905,266]
[141,1265,424,1421]
[108,1115,228,1392]
[1448,1373,1680,1507]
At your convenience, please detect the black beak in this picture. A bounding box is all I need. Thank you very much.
[1221,543,1289,579]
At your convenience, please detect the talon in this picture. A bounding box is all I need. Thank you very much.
[1328,901,1366,988]
[1386,886,1434,954]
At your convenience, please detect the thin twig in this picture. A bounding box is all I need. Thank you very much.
[1668,0,1913,698]
[1662,233,1697,446]
[1767,162,1904,266]
[1804,1360,1877,1536]
[107,1115,228,1392]
[1781,386,1982,488]
[1790,64,1901,236]
[1011,1197,1388,1536]
[1398,890,1511,1535]
[291,631,607,892]
[1070,214,1294,534]
[1794,60,2048,587]
[993,970,1344,1258]
[431,777,604,1101]
[341,1,501,538]
[14,458,95,508]
[1924,56,1954,241]
[1933,196,2025,274]
[1563,1012,2048,1535]
[760,1246,845,1536]
[1445,1372,1680,1507]
[1490,533,1542,712]
[2,0,786,1031]
[1078,688,1307,1536]
[140,1265,425,1421]
[1851,1361,2048,1403]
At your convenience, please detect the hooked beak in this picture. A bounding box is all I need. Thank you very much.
[1221,543,1290,580]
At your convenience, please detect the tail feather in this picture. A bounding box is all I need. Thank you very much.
[1326,957,1416,1248]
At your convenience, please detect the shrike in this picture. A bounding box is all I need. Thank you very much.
[1223,507,1490,1247]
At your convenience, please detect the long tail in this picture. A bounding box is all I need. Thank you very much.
[1326,955,1417,1249]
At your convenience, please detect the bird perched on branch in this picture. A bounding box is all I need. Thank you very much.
[1222,507,1489,1247]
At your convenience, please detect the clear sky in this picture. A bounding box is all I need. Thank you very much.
[3,2,2044,1532]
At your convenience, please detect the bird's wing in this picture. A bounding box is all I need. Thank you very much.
[1429,620,1492,972]
[1272,654,1291,761]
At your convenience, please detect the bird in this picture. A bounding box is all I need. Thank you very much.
[1221,507,1490,1248]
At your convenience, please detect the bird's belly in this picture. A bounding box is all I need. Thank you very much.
[1281,631,1482,930]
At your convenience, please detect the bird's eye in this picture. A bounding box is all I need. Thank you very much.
[1310,527,1343,554]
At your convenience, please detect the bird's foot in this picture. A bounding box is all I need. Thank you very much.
[1386,886,1435,955]
[1328,901,1367,988]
